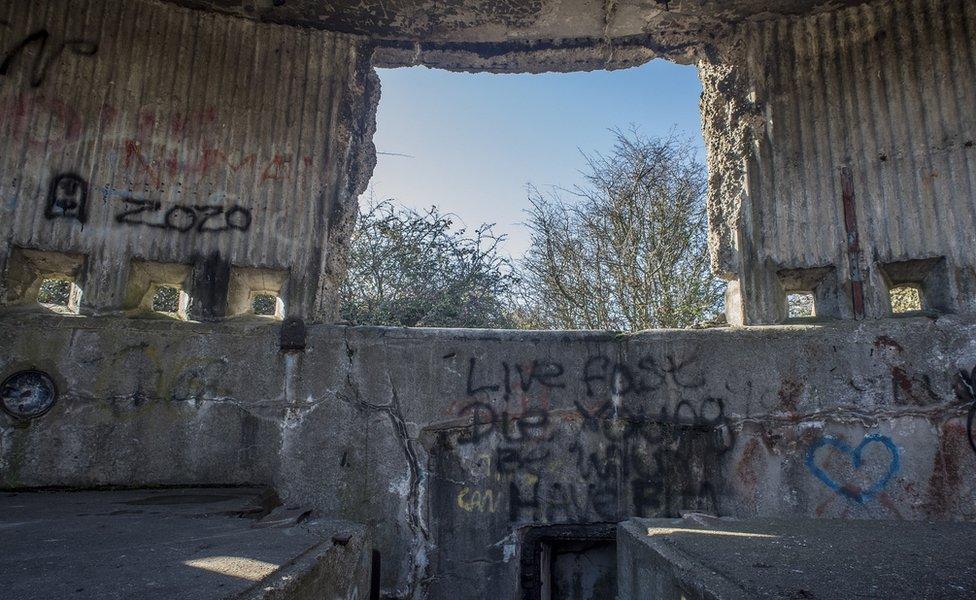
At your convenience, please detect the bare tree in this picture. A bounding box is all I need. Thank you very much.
[340,199,517,328]
[516,128,723,331]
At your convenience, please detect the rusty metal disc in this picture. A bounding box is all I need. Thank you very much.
[0,370,57,420]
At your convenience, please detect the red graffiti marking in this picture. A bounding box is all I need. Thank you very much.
[123,139,306,187]
[168,106,217,135]
[200,147,257,174]
[1,97,318,186]
[0,93,82,149]
[260,154,291,182]
[123,139,162,187]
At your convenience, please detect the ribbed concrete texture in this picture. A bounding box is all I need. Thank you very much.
[706,0,976,324]
[2,0,975,598]
[0,0,377,320]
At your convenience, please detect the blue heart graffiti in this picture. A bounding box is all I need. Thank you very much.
[805,434,900,503]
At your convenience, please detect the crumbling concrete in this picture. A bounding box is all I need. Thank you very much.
[167,1,880,72]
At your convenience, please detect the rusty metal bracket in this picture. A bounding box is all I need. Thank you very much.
[841,166,866,319]
[1,369,57,420]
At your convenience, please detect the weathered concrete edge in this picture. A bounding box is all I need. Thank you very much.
[0,310,939,341]
[239,520,371,600]
[617,519,749,600]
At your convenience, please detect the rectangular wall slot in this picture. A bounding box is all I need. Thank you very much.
[2,247,86,314]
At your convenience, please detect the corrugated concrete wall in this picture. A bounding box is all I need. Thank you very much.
[708,0,976,324]
[0,0,375,319]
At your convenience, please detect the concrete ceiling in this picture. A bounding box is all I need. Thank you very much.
[168,0,870,70]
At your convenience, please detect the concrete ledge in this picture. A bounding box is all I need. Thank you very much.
[618,516,976,599]
[0,488,371,600]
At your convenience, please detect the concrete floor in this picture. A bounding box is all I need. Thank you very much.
[0,488,369,600]
[618,515,976,599]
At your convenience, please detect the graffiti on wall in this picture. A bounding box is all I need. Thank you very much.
[953,365,976,454]
[122,137,319,189]
[0,29,97,88]
[432,354,733,525]
[38,175,252,233]
[0,98,322,185]
[44,173,87,222]
[805,434,900,503]
[113,195,252,233]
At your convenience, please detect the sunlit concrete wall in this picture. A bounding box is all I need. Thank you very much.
[2,0,976,598]
[2,314,974,597]
[0,0,376,320]
[704,0,976,324]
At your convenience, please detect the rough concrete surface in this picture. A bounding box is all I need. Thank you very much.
[0,487,371,600]
[166,0,879,71]
[0,0,377,321]
[2,313,975,597]
[618,516,976,599]
[3,0,972,327]
[711,0,976,325]
[2,0,975,597]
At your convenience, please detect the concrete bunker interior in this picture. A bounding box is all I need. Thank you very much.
[1,0,975,599]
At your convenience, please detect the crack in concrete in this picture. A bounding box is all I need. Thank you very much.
[422,399,971,435]
[339,332,432,600]
[735,400,972,429]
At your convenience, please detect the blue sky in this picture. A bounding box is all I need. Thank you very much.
[366,60,705,257]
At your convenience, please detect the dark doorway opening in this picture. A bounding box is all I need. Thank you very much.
[520,524,617,600]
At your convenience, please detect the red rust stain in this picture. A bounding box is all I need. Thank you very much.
[736,439,761,486]
[777,378,804,411]
[735,438,763,510]
[891,367,939,406]
[874,335,904,353]
[758,428,781,452]
[814,497,833,517]
[923,421,965,518]
[797,427,821,449]
[839,482,864,499]
[891,367,913,393]
[877,492,904,520]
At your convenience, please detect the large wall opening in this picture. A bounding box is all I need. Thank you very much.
[347,60,722,331]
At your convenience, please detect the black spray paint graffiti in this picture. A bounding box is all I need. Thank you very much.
[0,29,97,87]
[465,353,704,400]
[44,173,87,222]
[445,355,732,524]
[953,365,976,454]
[114,197,252,233]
